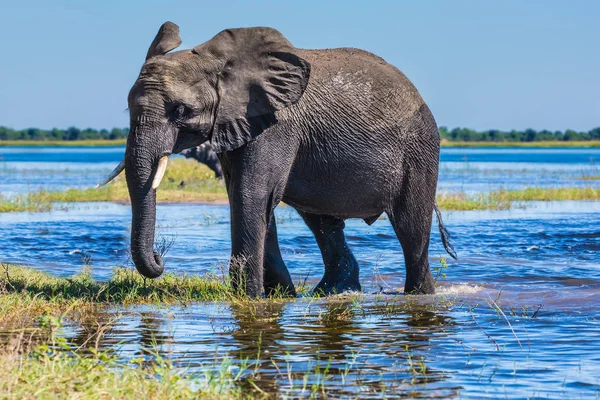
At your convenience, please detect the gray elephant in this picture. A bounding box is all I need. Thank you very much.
[101,22,455,297]
[180,143,223,179]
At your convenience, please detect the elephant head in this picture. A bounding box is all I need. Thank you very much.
[100,22,310,278]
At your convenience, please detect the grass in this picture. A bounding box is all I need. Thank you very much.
[0,264,231,309]
[436,192,511,211]
[0,158,228,212]
[0,347,246,399]
[0,139,126,147]
[488,186,600,201]
[440,140,600,148]
[0,194,52,213]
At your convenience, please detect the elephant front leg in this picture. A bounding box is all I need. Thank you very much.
[229,203,268,297]
[299,212,361,295]
[227,170,290,297]
[263,216,296,297]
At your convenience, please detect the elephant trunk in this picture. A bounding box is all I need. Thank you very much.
[125,124,172,278]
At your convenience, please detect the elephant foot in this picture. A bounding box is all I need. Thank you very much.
[404,273,435,295]
[313,275,361,296]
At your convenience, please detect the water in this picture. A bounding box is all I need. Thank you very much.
[0,146,599,398]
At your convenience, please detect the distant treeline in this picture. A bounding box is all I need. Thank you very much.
[439,126,600,142]
[0,126,129,141]
[1,125,600,142]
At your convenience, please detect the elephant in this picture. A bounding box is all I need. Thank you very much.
[180,143,223,178]
[100,22,456,297]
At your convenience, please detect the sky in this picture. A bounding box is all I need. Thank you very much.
[0,0,598,132]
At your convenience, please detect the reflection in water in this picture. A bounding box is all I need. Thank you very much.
[56,297,469,397]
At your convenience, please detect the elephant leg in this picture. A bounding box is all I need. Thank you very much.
[263,215,296,297]
[224,138,297,298]
[299,212,361,295]
[387,183,436,295]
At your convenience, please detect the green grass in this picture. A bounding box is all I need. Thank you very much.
[435,187,599,210]
[436,192,511,211]
[0,139,126,147]
[440,140,600,148]
[0,349,245,399]
[488,186,600,201]
[0,158,228,212]
[0,194,52,213]
[0,264,231,308]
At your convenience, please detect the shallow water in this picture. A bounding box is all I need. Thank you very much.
[1,146,599,398]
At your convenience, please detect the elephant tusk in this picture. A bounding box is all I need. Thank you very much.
[95,159,125,188]
[152,156,169,189]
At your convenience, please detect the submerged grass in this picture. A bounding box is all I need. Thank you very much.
[0,333,247,399]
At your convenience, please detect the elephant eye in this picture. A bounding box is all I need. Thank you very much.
[171,103,192,120]
[175,104,186,117]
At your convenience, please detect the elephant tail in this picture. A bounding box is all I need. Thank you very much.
[434,202,457,260]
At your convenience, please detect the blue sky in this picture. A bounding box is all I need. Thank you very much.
[1,0,598,131]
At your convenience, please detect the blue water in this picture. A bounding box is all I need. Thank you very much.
[0,145,599,398]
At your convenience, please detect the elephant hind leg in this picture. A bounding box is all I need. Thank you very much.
[299,211,361,295]
[263,216,296,297]
[387,186,436,295]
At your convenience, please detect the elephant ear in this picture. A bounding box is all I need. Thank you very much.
[194,28,311,152]
[146,22,182,61]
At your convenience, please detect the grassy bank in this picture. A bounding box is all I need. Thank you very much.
[440,140,600,148]
[488,186,600,201]
[0,139,126,147]
[0,264,231,310]
[0,158,227,212]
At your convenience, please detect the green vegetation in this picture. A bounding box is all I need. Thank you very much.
[0,194,52,213]
[0,347,245,399]
[3,125,600,145]
[488,187,600,202]
[439,126,600,143]
[0,126,128,142]
[0,264,231,307]
[0,159,227,212]
[0,264,241,399]
[436,192,511,211]
[440,140,600,148]
[0,139,126,147]
[436,187,599,210]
